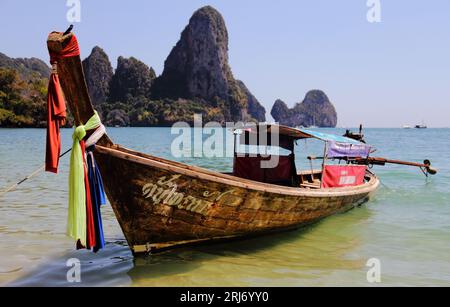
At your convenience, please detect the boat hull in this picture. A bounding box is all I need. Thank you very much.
[95,145,379,254]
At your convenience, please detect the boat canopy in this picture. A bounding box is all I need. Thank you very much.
[235,124,365,144]
[235,124,371,158]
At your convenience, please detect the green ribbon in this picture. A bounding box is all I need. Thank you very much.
[67,112,101,246]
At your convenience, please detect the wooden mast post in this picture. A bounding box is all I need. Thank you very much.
[46,31,112,146]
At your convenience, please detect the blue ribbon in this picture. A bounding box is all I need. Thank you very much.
[86,145,106,252]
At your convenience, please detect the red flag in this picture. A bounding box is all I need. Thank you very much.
[322,165,367,188]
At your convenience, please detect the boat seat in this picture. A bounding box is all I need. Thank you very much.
[233,154,297,186]
[300,182,321,189]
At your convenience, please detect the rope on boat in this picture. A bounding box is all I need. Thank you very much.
[0,148,72,197]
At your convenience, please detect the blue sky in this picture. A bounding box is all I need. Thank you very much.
[1,0,449,127]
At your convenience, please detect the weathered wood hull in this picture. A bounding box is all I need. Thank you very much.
[94,145,379,254]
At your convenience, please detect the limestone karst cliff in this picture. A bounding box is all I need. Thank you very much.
[82,46,113,106]
[152,6,266,123]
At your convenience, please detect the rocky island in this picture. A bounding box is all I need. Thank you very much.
[271,90,338,128]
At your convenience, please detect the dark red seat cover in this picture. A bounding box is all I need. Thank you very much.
[233,155,295,186]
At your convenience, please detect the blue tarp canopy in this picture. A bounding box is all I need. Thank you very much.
[297,129,362,144]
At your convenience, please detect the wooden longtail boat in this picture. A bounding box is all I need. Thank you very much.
[46,31,395,255]
[94,145,379,254]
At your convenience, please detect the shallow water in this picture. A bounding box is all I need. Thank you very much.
[0,128,449,286]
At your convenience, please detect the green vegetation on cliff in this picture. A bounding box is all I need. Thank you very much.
[0,68,48,127]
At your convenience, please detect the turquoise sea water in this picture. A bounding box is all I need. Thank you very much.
[0,128,449,286]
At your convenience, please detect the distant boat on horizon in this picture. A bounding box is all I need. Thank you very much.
[415,121,427,129]
[402,125,412,129]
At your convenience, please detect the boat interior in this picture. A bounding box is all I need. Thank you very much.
[230,126,357,189]
[107,143,326,190]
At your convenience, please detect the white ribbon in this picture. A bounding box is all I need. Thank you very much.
[85,124,106,148]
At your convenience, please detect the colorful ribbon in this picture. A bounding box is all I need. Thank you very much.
[87,148,107,252]
[67,111,101,246]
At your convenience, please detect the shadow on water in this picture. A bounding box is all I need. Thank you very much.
[128,225,318,279]
[6,204,373,287]
[6,240,134,287]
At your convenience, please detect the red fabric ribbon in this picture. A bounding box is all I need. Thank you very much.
[45,34,80,173]
[49,34,81,64]
[81,141,97,249]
